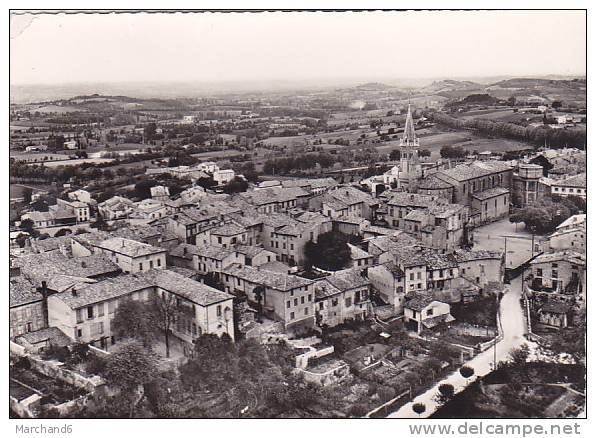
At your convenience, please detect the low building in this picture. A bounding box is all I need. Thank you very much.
[550,173,586,199]
[47,269,235,350]
[537,301,573,329]
[98,196,135,221]
[367,262,405,314]
[221,264,315,331]
[403,294,454,334]
[314,269,371,328]
[529,250,586,299]
[93,237,167,273]
[10,275,46,338]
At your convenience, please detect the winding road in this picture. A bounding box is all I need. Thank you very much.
[387,275,528,418]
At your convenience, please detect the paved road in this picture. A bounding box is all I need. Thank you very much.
[387,276,528,418]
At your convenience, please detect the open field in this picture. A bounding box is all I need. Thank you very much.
[377,129,532,160]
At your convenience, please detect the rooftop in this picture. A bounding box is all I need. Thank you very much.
[553,173,586,188]
[97,237,166,258]
[438,161,513,182]
[471,187,510,201]
[222,264,313,291]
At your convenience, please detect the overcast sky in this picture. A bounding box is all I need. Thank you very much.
[10,10,586,85]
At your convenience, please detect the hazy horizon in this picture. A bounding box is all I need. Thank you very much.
[11,10,586,89]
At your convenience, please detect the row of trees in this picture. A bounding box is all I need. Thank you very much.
[263,152,338,174]
[431,112,586,149]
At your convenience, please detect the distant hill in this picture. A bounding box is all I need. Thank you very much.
[353,82,394,91]
[419,80,485,99]
[489,77,586,89]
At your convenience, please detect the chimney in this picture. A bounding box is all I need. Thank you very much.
[183,246,187,255]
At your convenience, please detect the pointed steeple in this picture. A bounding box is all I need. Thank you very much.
[401,103,418,146]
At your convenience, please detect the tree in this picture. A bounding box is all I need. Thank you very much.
[459,365,475,380]
[412,402,426,416]
[134,179,159,200]
[551,101,563,109]
[508,344,530,366]
[111,298,156,348]
[223,176,249,194]
[437,383,455,403]
[90,214,109,231]
[54,228,72,237]
[419,149,431,158]
[150,292,182,358]
[19,218,35,233]
[102,340,159,417]
[23,187,33,203]
[304,230,352,271]
[103,340,158,388]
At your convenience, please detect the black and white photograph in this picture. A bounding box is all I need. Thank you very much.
[6,5,589,430]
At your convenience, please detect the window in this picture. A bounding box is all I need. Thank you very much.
[87,306,94,319]
[26,322,32,333]
[294,298,298,306]
[290,312,295,320]
[552,263,558,268]
[308,294,312,302]
[76,328,82,338]
[426,308,434,316]
[287,301,291,309]
[76,309,84,323]
[139,262,143,271]
[332,298,338,307]
[217,305,222,317]
[536,268,543,277]
[345,297,352,307]
[417,283,422,289]
[319,302,324,310]
[301,296,305,304]
[409,273,414,281]
[157,258,161,267]
[97,303,104,317]
[552,270,558,278]
[150,260,154,269]
[304,308,309,316]
[417,272,421,280]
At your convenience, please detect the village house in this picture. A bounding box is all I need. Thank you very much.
[98,196,135,221]
[529,250,586,300]
[67,189,93,204]
[367,262,406,313]
[348,243,374,268]
[314,268,371,327]
[92,237,167,273]
[47,269,235,350]
[550,173,586,200]
[196,222,248,249]
[150,185,170,201]
[281,177,338,195]
[320,186,379,220]
[193,245,243,276]
[454,249,504,288]
[537,301,573,329]
[547,223,586,253]
[10,275,46,338]
[403,294,455,334]
[220,264,315,331]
